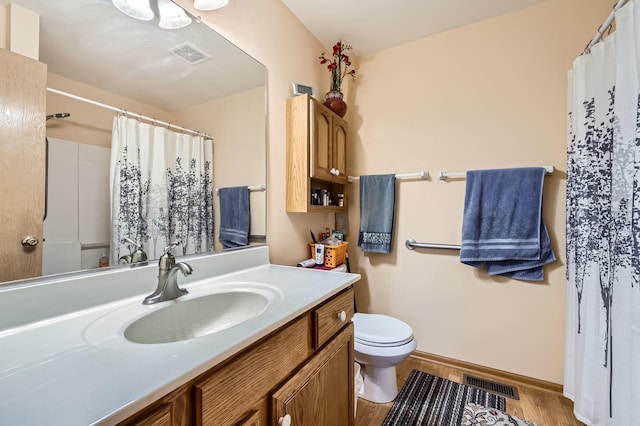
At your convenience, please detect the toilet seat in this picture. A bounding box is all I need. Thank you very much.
[353,313,414,347]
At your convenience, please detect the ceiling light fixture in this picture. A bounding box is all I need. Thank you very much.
[112,0,154,21]
[158,0,193,29]
[193,0,229,11]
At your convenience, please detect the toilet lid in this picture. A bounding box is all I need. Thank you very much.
[352,313,414,346]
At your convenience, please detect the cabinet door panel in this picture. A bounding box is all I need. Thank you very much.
[331,116,348,184]
[311,103,334,181]
[238,410,260,426]
[272,324,354,426]
[195,316,312,426]
[123,403,172,426]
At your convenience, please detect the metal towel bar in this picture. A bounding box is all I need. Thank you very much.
[405,239,460,251]
[216,184,266,194]
[438,165,554,181]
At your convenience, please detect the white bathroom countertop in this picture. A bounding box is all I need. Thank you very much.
[0,246,360,425]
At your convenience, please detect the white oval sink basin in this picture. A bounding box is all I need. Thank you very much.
[124,291,270,344]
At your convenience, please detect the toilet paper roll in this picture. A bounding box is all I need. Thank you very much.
[297,258,316,268]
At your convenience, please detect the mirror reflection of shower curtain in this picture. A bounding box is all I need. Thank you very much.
[109,115,214,264]
[565,2,640,425]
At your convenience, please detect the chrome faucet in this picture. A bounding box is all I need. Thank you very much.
[143,241,193,305]
[119,237,148,265]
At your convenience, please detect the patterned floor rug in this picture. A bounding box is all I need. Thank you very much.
[382,369,506,426]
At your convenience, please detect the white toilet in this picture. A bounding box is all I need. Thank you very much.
[352,312,417,403]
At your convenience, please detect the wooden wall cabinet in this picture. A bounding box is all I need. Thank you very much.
[119,287,355,426]
[286,94,349,213]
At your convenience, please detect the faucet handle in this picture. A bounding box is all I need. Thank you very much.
[122,237,148,264]
[123,237,142,249]
[162,241,181,256]
[159,241,181,270]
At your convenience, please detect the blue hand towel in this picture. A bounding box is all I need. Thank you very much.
[460,168,556,281]
[218,186,250,249]
[358,174,396,253]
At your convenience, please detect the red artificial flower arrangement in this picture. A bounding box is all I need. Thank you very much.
[319,41,356,93]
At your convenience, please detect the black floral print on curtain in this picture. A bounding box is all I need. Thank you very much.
[565,4,640,422]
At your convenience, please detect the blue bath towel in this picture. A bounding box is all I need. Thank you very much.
[460,168,556,281]
[218,186,250,249]
[358,174,396,253]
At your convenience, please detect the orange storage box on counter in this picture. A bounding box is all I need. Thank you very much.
[309,242,349,268]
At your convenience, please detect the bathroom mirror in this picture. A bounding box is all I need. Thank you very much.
[0,0,266,283]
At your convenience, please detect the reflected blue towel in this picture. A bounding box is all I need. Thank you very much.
[218,186,250,249]
[460,168,556,281]
[358,174,396,253]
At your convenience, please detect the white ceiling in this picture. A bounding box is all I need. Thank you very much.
[2,0,265,111]
[4,0,549,111]
[280,0,547,56]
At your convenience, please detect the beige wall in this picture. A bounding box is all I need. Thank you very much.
[0,4,39,59]
[345,0,611,384]
[172,86,268,247]
[46,72,173,148]
[178,0,611,383]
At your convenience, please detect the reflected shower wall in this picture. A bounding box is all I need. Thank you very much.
[43,138,110,274]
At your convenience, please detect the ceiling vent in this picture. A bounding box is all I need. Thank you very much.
[169,42,211,65]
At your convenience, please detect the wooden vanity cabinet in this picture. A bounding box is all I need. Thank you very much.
[286,94,349,213]
[118,287,354,426]
[271,325,354,426]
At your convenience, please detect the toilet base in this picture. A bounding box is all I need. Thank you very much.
[359,364,399,403]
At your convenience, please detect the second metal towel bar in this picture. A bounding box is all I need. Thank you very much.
[406,239,460,251]
[438,165,554,181]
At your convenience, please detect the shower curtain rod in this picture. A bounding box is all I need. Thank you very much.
[583,0,629,54]
[46,87,214,140]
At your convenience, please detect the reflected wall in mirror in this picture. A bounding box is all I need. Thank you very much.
[0,0,267,284]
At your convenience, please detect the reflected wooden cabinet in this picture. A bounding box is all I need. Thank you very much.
[286,94,348,213]
[119,287,355,426]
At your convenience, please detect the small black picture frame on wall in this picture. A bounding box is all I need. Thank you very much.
[292,83,314,96]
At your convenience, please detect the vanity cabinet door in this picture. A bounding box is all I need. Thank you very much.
[118,383,192,426]
[0,49,46,282]
[237,410,260,426]
[124,404,172,426]
[194,316,312,426]
[271,324,354,426]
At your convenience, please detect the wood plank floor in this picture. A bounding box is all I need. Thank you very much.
[355,355,584,426]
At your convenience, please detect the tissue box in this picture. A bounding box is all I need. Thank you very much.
[309,242,348,268]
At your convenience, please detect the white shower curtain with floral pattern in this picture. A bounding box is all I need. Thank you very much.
[109,115,214,264]
[565,2,640,425]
